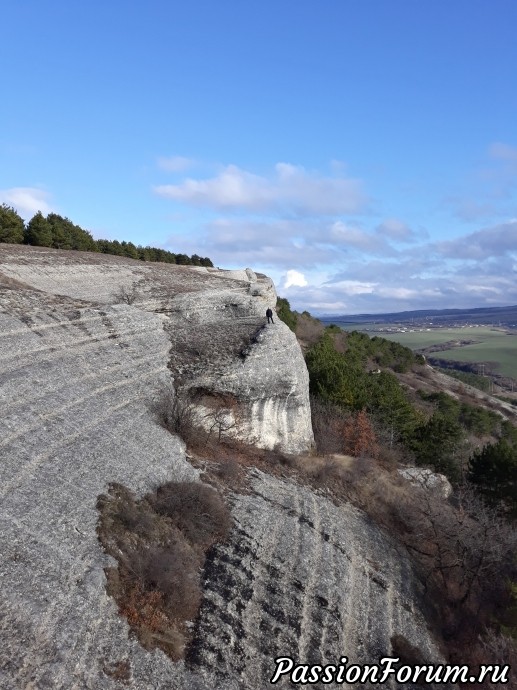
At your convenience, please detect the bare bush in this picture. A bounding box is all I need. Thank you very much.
[152,481,232,550]
[214,456,241,483]
[204,403,237,444]
[152,388,203,447]
[310,396,349,455]
[399,483,517,642]
[132,542,202,619]
[476,630,517,689]
[97,479,232,661]
[113,283,138,305]
[294,312,325,351]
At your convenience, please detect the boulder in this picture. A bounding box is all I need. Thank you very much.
[399,467,453,499]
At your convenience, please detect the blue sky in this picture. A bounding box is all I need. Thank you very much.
[1,0,517,315]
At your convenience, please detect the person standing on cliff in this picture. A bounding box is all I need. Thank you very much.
[266,307,274,324]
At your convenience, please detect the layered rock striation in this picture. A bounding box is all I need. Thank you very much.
[166,287,313,455]
[0,245,450,689]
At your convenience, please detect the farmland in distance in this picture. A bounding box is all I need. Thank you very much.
[329,323,517,379]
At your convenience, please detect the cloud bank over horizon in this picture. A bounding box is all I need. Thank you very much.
[156,153,517,316]
[2,2,517,317]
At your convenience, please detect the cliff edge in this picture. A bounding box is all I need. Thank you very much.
[0,245,449,689]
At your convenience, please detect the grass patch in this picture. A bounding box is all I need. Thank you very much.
[371,327,517,378]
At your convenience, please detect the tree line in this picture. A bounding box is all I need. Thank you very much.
[0,203,213,267]
[277,298,517,660]
[300,317,517,517]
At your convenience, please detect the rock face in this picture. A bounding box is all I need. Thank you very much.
[0,245,313,455]
[166,288,313,454]
[190,470,451,689]
[0,245,450,689]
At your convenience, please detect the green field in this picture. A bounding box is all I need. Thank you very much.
[335,325,517,378]
[378,328,517,378]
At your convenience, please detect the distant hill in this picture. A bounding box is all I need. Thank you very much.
[321,304,517,327]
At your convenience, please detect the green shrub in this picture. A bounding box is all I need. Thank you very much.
[276,297,297,331]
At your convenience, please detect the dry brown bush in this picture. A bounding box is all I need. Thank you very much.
[97,479,232,661]
[310,396,349,455]
[342,409,379,458]
[132,543,202,620]
[294,313,325,351]
[151,481,232,550]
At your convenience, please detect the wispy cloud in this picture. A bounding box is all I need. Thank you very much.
[167,217,344,269]
[157,155,197,172]
[489,142,517,163]
[375,218,419,242]
[158,154,517,315]
[273,217,517,314]
[155,162,368,215]
[444,196,497,222]
[0,187,54,220]
[330,221,396,256]
[442,142,517,223]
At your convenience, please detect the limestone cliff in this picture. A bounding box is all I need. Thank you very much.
[0,245,313,455]
[166,286,313,454]
[0,245,450,690]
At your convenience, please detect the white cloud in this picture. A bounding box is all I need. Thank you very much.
[166,217,348,269]
[330,279,377,295]
[445,196,497,222]
[157,156,196,172]
[376,286,416,299]
[154,162,367,215]
[283,269,308,288]
[0,187,54,220]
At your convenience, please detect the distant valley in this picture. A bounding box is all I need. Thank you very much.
[321,304,517,328]
[321,305,517,386]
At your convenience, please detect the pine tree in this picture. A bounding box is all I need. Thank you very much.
[469,439,517,516]
[0,204,25,244]
[24,212,53,247]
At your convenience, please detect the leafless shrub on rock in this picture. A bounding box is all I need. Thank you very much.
[113,283,138,305]
[203,403,237,444]
[97,479,232,661]
[151,481,232,550]
[152,387,203,446]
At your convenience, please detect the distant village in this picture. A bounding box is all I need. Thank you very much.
[363,321,517,334]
